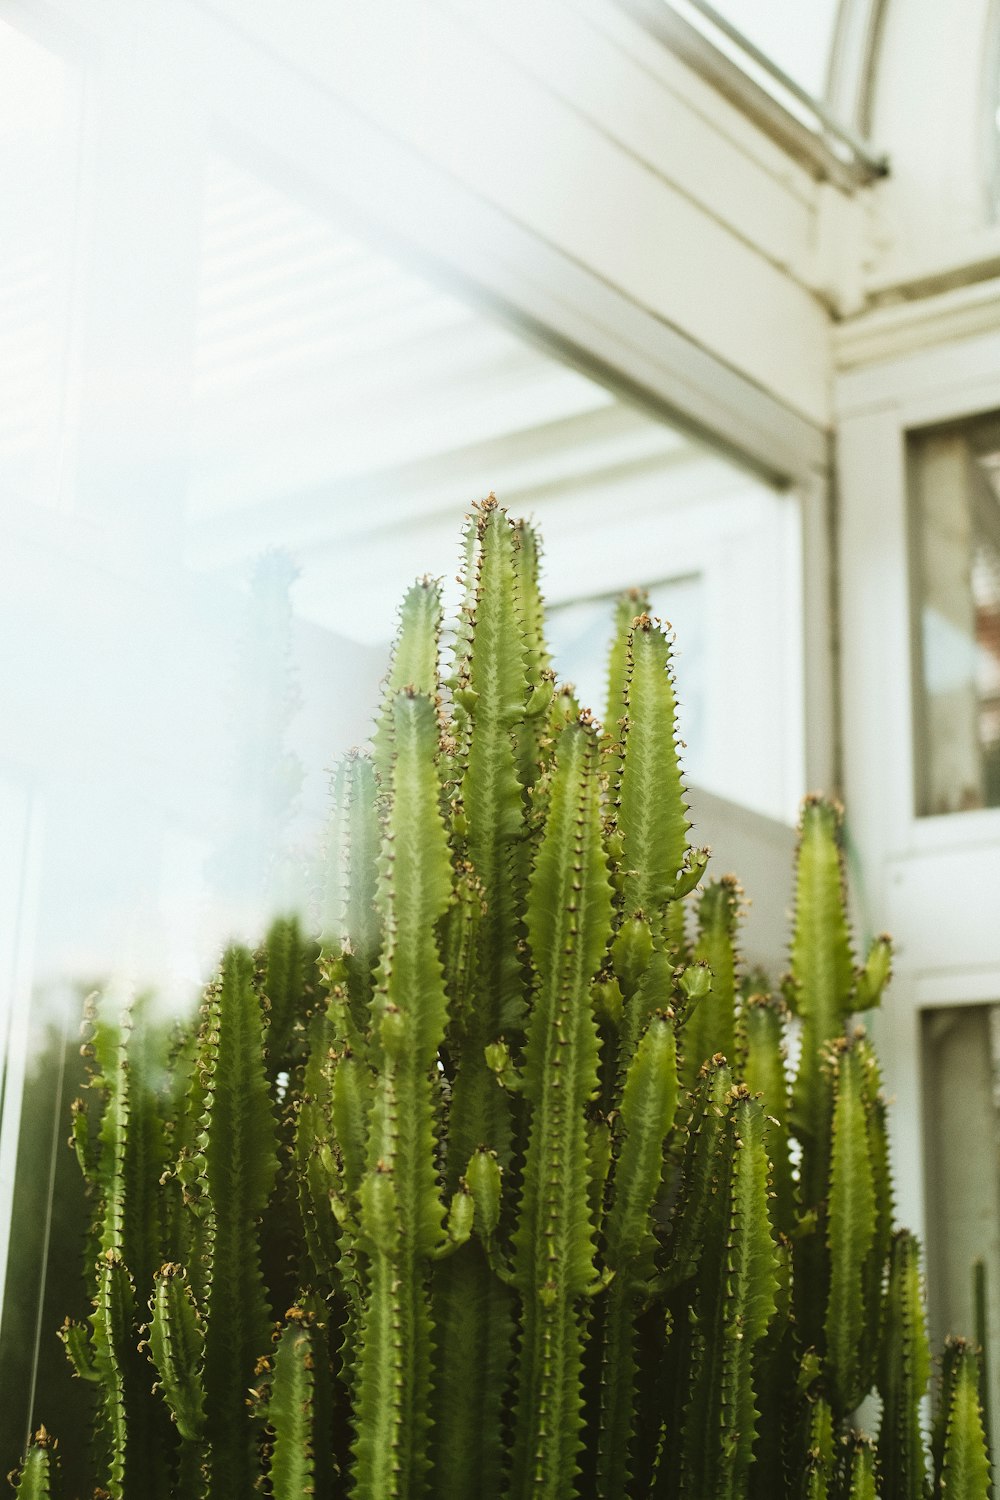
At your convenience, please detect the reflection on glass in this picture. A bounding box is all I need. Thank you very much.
[921,1004,1000,1458]
[910,411,1000,814]
[0,31,804,1469]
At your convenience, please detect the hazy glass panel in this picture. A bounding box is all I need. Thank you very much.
[0,21,804,1471]
[922,1004,1000,1456]
[910,412,1000,814]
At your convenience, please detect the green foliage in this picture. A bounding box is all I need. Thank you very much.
[24,501,988,1499]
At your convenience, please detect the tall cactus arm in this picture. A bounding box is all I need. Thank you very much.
[605,1012,679,1273]
[615,616,692,925]
[746,1233,795,1500]
[595,1011,680,1497]
[878,1230,931,1500]
[81,992,129,1259]
[430,1246,517,1500]
[611,913,655,1002]
[294,1004,343,1290]
[446,500,530,1171]
[616,947,676,1084]
[680,1092,778,1500]
[935,1338,966,1483]
[824,1041,877,1416]
[266,1314,317,1500]
[60,1317,100,1382]
[322,752,381,1025]
[510,716,614,1500]
[261,915,315,1083]
[937,1339,991,1500]
[352,690,453,1500]
[431,504,532,1497]
[738,993,795,1237]
[858,1034,894,1397]
[605,588,651,743]
[114,994,168,1299]
[12,1431,56,1500]
[717,1093,779,1500]
[856,934,893,1012]
[145,1263,206,1443]
[198,946,279,1500]
[439,862,485,1079]
[83,994,173,1499]
[683,878,740,1090]
[663,1056,734,1290]
[372,576,442,787]
[162,1018,209,1293]
[513,515,552,685]
[511,515,555,797]
[789,797,856,1205]
[90,1251,136,1500]
[847,1437,878,1500]
[802,1396,836,1500]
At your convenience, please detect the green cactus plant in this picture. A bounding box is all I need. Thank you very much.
[10,499,992,1499]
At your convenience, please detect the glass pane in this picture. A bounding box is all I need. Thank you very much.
[0,38,805,1475]
[909,410,1000,814]
[922,1004,1000,1457]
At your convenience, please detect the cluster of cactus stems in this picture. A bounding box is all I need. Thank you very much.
[13,499,993,1498]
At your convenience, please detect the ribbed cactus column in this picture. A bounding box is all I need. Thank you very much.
[789,797,857,1208]
[510,715,613,1500]
[787,798,893,1362]
[63,995,173,1500]
[934,1338,992,1497]
[594,1005,679,1497]
[197,946,279,1499]
[432,501,531,1497]
[351,689,454,1499]
[12,1431,56,1499]
[878,1230,930,1499]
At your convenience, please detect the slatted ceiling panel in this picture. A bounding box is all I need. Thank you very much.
[194,155,474,392]
[188,153,646,519]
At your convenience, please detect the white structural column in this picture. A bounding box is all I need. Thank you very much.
[835,289,1000,1362]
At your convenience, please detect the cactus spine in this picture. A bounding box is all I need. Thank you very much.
[15,501,988,1500]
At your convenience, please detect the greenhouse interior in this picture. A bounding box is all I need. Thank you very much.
[2,1,1000,1495]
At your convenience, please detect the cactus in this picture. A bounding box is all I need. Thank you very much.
[10,1432,56,1500]
[935,1339,992,1498]
[20,500,989,1499]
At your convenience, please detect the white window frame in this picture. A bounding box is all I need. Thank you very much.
[837,318,1000,1247]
